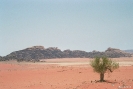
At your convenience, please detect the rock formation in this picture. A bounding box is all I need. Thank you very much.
[105,47,132,58]
[0,46,132,62]
[0,56,3,61]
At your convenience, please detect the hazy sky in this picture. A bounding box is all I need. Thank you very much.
[0,0,133,56]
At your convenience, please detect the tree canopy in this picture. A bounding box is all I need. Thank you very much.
[90,57,119,82]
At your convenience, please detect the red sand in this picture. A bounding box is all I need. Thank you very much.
[0,58,133,89]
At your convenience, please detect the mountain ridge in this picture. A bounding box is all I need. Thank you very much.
[0,46,132,62]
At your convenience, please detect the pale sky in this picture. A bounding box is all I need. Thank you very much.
[0,0,133,56]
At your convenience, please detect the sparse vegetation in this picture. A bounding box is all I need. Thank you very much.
[90,57,119,82]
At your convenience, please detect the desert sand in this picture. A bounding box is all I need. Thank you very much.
[0,57,133,89]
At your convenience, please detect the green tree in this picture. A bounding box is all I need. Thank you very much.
[90,57,119,82]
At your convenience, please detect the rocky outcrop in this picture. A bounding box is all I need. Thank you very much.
[63,50,89,58]
[25,46,45,50]
[0,46,132,62]
[3,46,65,62]
[105,47,132,58]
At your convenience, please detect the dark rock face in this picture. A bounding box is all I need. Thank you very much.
[0,46,132,62]
[63,50,88,58]
[3,46,65,62]
[0,56,3,61]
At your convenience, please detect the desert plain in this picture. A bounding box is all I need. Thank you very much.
[0,57,133,89]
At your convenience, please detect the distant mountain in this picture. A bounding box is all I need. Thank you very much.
[105,47,132,58]
[124,50,133,54]
[0,46,132,62]
[88,47,132,58]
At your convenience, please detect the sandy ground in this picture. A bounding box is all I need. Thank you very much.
[0,57,133,89]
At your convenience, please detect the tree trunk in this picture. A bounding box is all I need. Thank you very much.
[100,73,104,82]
